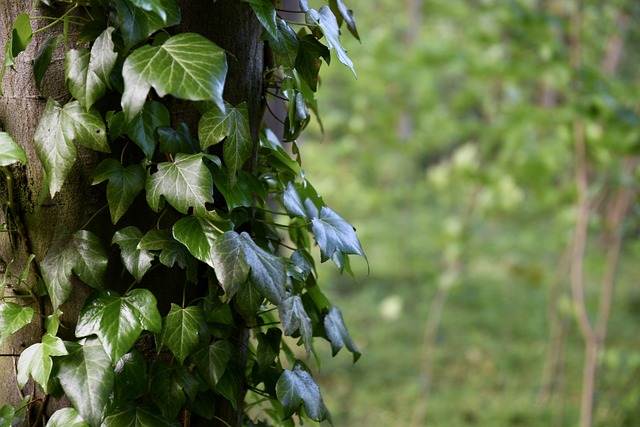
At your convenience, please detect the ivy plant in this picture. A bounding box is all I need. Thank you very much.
[0,0,365,425]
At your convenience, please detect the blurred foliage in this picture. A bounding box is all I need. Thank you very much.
[291,0,640,425]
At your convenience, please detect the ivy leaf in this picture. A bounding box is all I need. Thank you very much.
[244,0,278,40]
[60,101,109,153]
[75,289,162,363]
[210,231,286,305]
[11,14,32,57]
[103,403,180,427]
[222,103,252,186]
[0,302,34,344]
[329,0,360,40]
[112,227,154,282]
[160,304,205,364]
[172,215,222,268]
[65,27,118,110]
[34,35,62,89]
[138,229,195,274]
[260,128,301,175]
[108,102,170,159]
[324,305,360,362]
[191,340,234,389]
[122,33,227,121]
[268,19,300,70]
[146,153,215,218]
[0,404,14,427]
[311,206,366,262]
[296,35,330,92]
[279,294,312,358]
[45,408,89,427]
[114,0,181,50]
[283,181,307,218]
[198,103,229,150]
[211,169,266,211]
[276,366,330,422]
[56,339,114,427]
[41,230,109,309]
[17,333,68,393]
[158,123,198,154]
[256,328,281,371]
[34,98,109,197]
[113,351,147,404]
[306,6,356,76]
[149,362,198,419]
[92,158,146,224]
[0,132,27,166]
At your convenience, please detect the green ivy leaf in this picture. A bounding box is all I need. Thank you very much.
[191,340,234,389]
[283,181,307,218]
[198,103,229,150]
[112,226,154,282]
[56,339,114,427]
[108,102,170,159]
[324,305,360,362]
[296,35,330,92]
[260,128,301,175]
[160,304,205,364]
[92,158,146,224]
[158,123,198,154]
[45,408,89,427]
[211,169,266,211]
[146,153,215,218]
[0,132,27,166]
[268,19,300,70]
[103,403,180,427]
[222,103,252,186]
[329,0,360,40]
[65,27,118,110]
[311,206,366,262]
[256,328,281,372]
[76,289,162,363]
[17,333,68,393]
[11,13,32,58]
[0,404,15,427]
[114,351,148,404]
[149,362,198,419]
[41,230,109,309]
[139,229,195,273]
[279,294,312,358]
[34,98,109,197]
[34,35,62,89]
[114,0,181,50]
[244,0,278,40]
[210,231,286,305]
[0,302,34,344]
[306,6,356,76]
[216,362,243,410]
[172,215,222,268]
[276,366,330,422]
[122,33,227,121]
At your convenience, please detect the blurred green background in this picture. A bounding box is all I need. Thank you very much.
[294,0,640,426]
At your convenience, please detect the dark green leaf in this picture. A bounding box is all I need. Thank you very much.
[216,362,243,410]
[279,294,312,358]
[211,169,266,211]
[138,229,196,275]
[235,280,264,320]
[256,328,281,371]
[146,153,215,218]
[311,206,365,262]
[276,366,330,421]
[0,302,34,344]
[17,333,67,394]
[222,103,252,186]
[244,0,278,40]
[114,0,181,50]
[76,289,162,363]
[295,35,330,92]
[113,226,154,282]
[329,0,360,40]
[268,19,300,70]
[108,102,170,159]
[161,304,205,363]
[41,230,108,309]
[114,351,148,403]
[0,404,14,427]
[56,339,113,427]
[103,403,180,427]
[149,362,198,419]
[122,33,227,120]
[0,132,27,166]
[65,27,117,109]
[34,35,62,89]
[172,215,222,268]
[283,181,307,218]
[45,408,89,427]
[324,305,360,362]
[210,231,286,304]
[191,340,234,388]
[92,158,146,224]
[129,0,170,21]
[158,123,197,154]
[306,6,355,76]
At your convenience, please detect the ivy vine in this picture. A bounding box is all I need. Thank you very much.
[0,0,365,426]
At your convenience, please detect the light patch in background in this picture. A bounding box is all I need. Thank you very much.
[379,294,403,321]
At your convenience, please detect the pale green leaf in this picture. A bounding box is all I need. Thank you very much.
[198,103,229,150]
[65,28,117,110]
[276,366,330,421]
[279,294,312,358]
[0,302,34,344]
[329,0,360,40]
[122,33,227,121]
[57,339,113,427]
[45,406,89,427]
[311,206,366,262]
[306,6,355,76]
[161,304,205,364]
[145,153,214,218]
[191,340,234,389]
[11,14,32,58]
[0,404,15,427]
[283,181,307,218]
[324,305,360,362]
[60,101,109,153]
[92,158,146,224]
[113,226,154,282]
[17,333,68,393]
[76,289,162,363]
[0,132,27,166]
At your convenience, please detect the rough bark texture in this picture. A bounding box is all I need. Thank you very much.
[0,1,264,426]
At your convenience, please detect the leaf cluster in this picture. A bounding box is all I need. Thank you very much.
[0,0,364,426]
